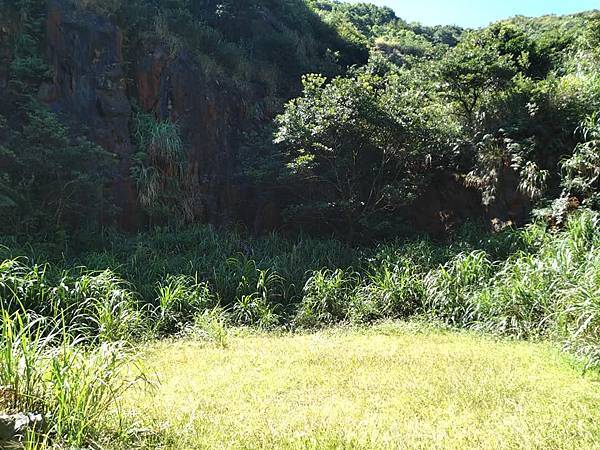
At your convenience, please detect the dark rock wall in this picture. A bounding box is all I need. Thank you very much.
[0,26,10,91]
[46,0,138,228]
[43,0,267,230]
[135,45,246,225]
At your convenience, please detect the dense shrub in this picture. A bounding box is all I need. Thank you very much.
[296,268,358,327]
[275,70,453,238]
[4,210,600,370]
[0,103,113,235]
[350,262,424,323]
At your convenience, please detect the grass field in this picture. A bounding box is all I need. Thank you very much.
[119,323,600,449]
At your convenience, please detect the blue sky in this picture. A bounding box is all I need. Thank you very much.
[343,0,600,28]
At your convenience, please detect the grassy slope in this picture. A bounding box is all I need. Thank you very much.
[122,324,600,449]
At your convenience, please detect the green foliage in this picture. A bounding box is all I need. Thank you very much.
[309,0,464,47]
[372,29,436,67]
[561,112,600,208]
[154,274,216,334]
[135,113,184,164]
[191,308,229,348]
[92,0,353,100]
[438,33,518,126]
[482,22,551,78]
[431,211,600,367]
[269,8,596,235]
[296,268,357,327]
[131,112,190,223]
[2,0,598,240]
[464,132,548,206]
[0,259,144,342]
[350,261,424,323]
[2,4,600,447]
[0,102,113,235]
[275,71,449,238]
[3,0,51,91]
[423,250,492,325]
[3,208,600,369]
[230,265,282,329]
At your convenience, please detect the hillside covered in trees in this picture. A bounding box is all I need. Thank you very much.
[0,0,597,240]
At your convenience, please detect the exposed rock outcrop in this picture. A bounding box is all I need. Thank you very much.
[43,0,264,229]
[135,46,245,225]
[46,0,138,227]
[0,412,44,445]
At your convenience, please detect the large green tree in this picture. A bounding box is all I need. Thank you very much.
[438,34,517,127]
[275,71,449,239]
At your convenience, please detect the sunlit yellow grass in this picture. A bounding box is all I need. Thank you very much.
[120,324,600,449]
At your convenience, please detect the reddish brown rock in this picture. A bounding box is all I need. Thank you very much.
[134,45,249,225]
[45,0,139,228]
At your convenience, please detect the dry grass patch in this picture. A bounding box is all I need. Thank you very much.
[119,324,600,449]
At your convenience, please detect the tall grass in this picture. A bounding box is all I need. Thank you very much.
[296,268,358,327]
[2,210,600,368]
[0,311,142,447]
[154,274,216,334]
[290,210,600,367]
[350,261,424,323]
[421,210,600,367]
[0,260,143,342]
[0,261,147,447]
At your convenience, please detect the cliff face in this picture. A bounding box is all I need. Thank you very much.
[38,0,302,230]
[43,1,236,228]
[45,0,138,227]
[135,45,249,226]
